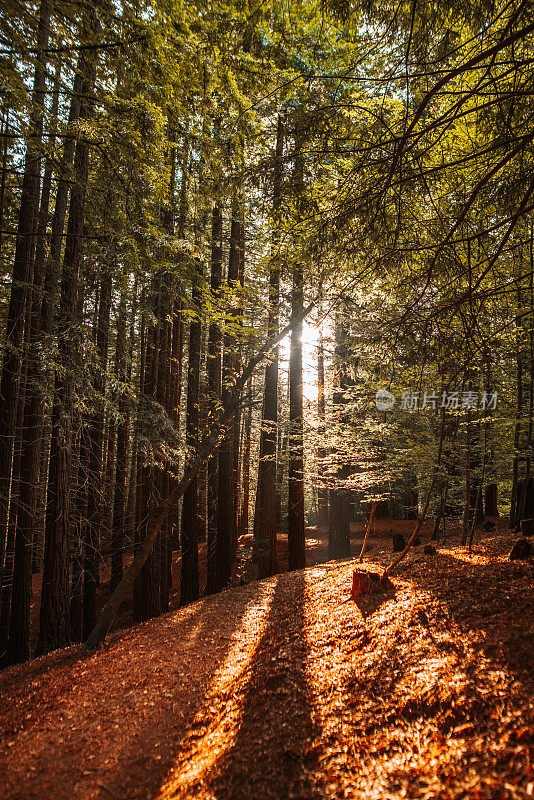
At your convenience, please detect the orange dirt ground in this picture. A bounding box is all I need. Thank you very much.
[1,521,533,800]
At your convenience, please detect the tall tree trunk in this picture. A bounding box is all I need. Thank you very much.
[178,121,205,606]
[484,483,498,517]
[170,298,183,550]
[0,378,27,658]
[70,415,88,642]
[254,115,284,577]
[37,14,98,655]
[238,378,253,537]
[110,286,130,590]
[131,315,146,621]
[82,268,111,638]
[216,198,241,590]
[102,415,117,561]
[5,61,62,665]
[510,268,524,528]
[170,139,188,550]
[317,328,328,527]
[157,134,177,611]
[288,139,305,571]
[231,211,245,554]
[0,2,50,624]
[288,253,305,570]
[206,203,223,593]
[30,43,87,637]
[157,287,173,612]
[33,413,51,573]
[180,262,203,605]
[0,104,10,258]
[133,289,162,623]
[461,407,472,545]
[328,310,352,559]
[517,235,534,526]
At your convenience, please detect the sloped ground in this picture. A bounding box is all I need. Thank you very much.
[0,533,532,800]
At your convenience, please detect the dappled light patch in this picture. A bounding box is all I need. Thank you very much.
[445,547,507,566]
[155,582,278,798]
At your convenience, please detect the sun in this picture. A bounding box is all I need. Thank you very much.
[278,318,324,404]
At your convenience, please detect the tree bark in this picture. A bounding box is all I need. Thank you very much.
[238,379,253,537]
[317,327,328,527]
[484,483,498,517]
[255,115,284,577]
[110,289,130,590]
[0,104,10,258]
[510,269,524,528]
[0,2,50,621]
[5,60,62,665]
[461,407,472,545]
[133,291,161,623]
[216,198,241,590]
[37,14,98,655]
[205,203,223,593]
[82,268,111,638]
[180,261,203,605]
[288,138,306,571]
[169,298,183,550]
[328,310,352,559]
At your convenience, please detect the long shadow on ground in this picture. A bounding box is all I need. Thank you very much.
[0,580,270,800]
[191,569,320,800]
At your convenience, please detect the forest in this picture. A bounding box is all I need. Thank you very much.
[0,0,533,797]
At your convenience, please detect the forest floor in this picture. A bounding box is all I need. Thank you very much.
[1,523,533,800]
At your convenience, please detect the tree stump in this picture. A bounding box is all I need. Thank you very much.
[509,538,533,561]
[350,569,394,599]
